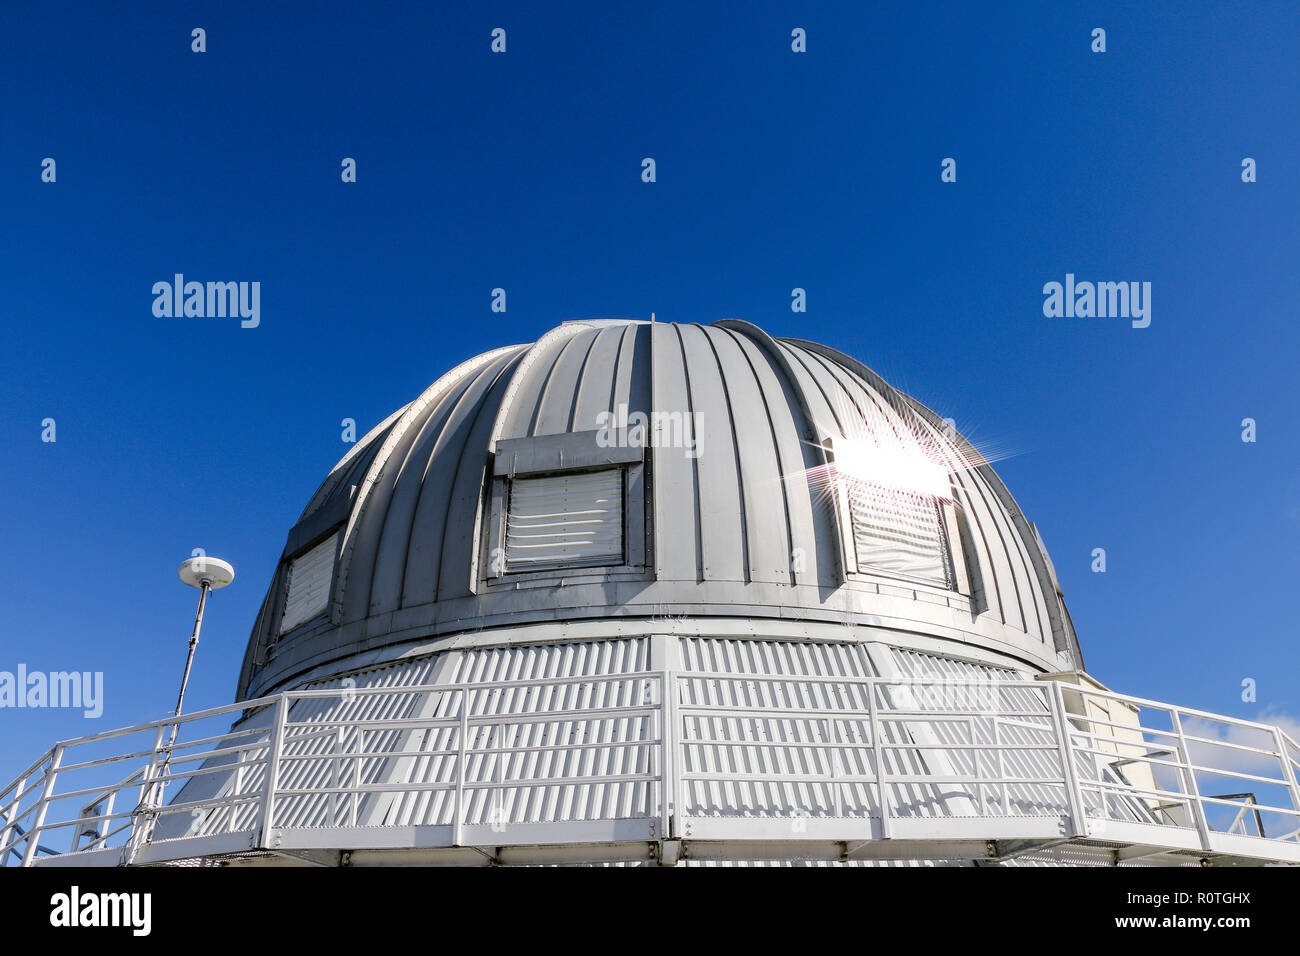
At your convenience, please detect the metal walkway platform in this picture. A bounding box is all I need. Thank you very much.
[4,671,1299,867]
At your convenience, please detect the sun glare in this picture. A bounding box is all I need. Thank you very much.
[797,395,990,504]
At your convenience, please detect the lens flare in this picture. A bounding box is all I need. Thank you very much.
[795,395,996,505]
[831,434,951,500]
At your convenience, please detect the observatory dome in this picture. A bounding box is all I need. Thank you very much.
[238,319,1080,700]
[18,319,1300,871]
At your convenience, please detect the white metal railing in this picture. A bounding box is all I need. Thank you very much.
[2,672,1298,866]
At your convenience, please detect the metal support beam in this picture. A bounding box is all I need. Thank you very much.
[20,748,61,867]
[256,694,289,850]
[1170,710,1214,854]
[1049,680,1088,838]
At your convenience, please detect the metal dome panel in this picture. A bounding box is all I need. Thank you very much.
[238,319,1080,700]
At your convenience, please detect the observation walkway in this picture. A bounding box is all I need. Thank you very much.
[4,672,1299,867]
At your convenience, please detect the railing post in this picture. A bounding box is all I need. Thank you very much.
[829,714,843,819]
[98,790,117,849]
[1170,710,1213,853]
[121,726,168,865]
[0,774,28,864]
[21,745,63,867]
[988,716,1001,817]
[138,725,167,810]
[1273,728,1300,836]
[350,727,361,829]
[642,679,655,821]
[453,688,467,847]
[489,722,503,827]
[867,678,891,839]
[232,748,246,813]
[255,694,288,850]
[331,727,343,827]
[1048,681,1087,838]
[663,671,680,839]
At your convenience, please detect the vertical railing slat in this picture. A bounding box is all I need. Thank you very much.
[255,694,289,850]
[1170,709,1213,852]
[0,774,29,865]
[1048,681,1087,838]
[665,672,681,838]
[1272,726,1300,843]
[453,689,467,847]
[867,678,890,839]
[21,746,63,867]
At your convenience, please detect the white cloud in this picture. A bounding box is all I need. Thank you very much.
[1178,708,1299,785]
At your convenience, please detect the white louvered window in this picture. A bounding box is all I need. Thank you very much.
[505,469,624,572]
[847,481,952,588]
[280,534,336,633]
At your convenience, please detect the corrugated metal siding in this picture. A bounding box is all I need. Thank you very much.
[891,649,1149,823]
[182,641,658,838]
[548,859,973,867]
[175,640,1149,858]
[890,648,1063,818]
[273,656,446,830]
[679,859,972,867]
[378,639,654,828]
[175,656,445,839]
[676,638,952,821]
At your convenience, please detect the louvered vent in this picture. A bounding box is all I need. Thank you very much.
[280,534,337,633]
[505,469,624,571]
[848,481,951,588]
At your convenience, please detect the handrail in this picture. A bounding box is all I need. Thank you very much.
[0,813,58,861]
[3,673,1299,867]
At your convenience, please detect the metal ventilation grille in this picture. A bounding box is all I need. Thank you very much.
[847,481,951,587]
[505,469,623,571]
[280,534,336,633]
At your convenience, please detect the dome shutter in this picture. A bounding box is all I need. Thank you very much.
[280,534,337,633]
[848,482,952,588]
[505,469,624,571]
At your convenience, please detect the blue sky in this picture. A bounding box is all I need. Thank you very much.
[1,1,1298,782]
